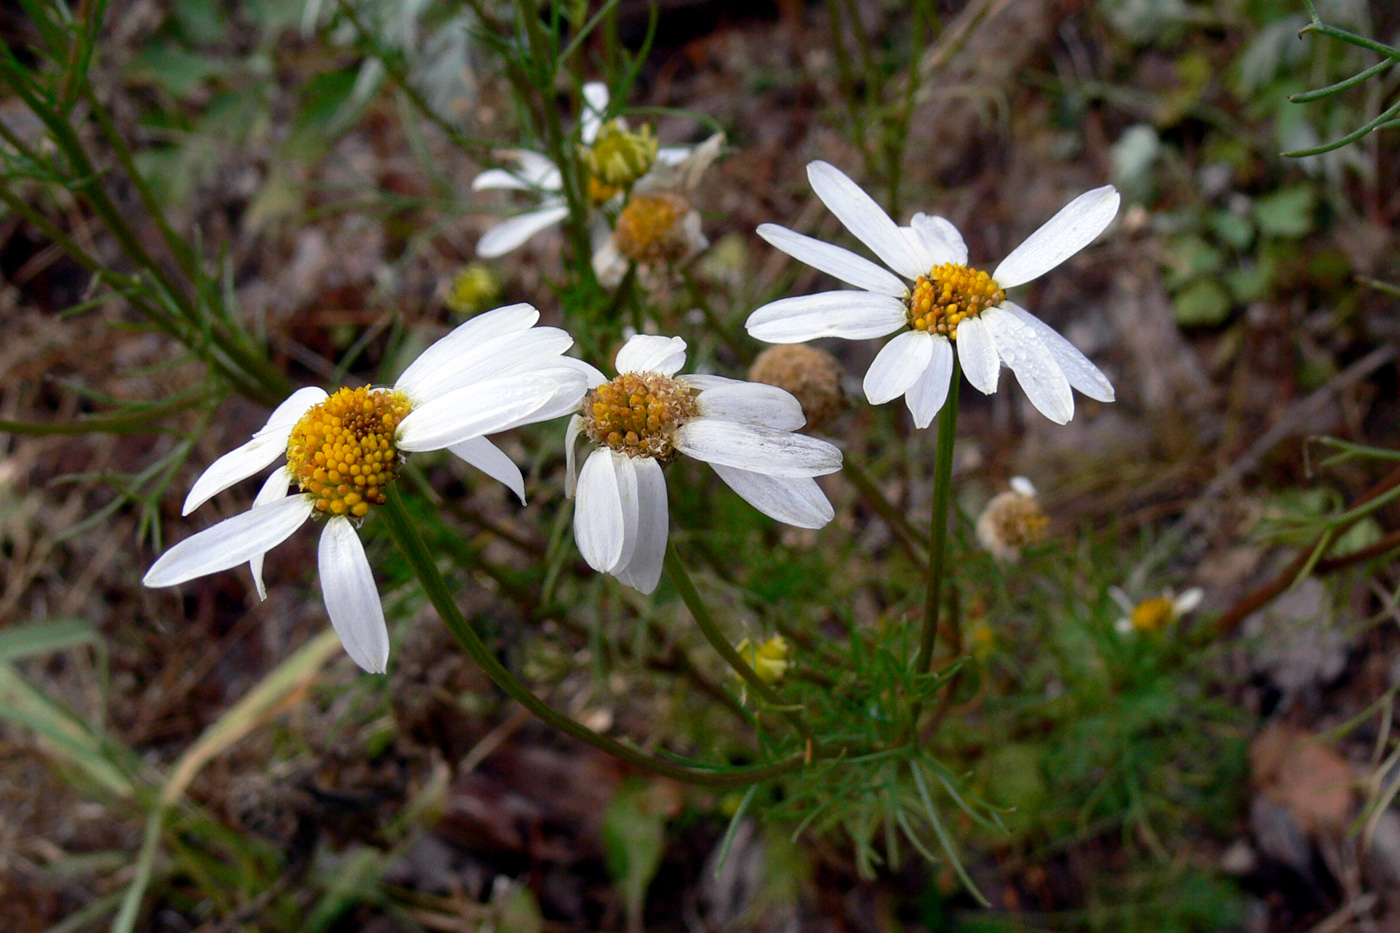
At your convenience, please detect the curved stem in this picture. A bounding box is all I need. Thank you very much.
[663,541,816,749]
[380,487,801,786]
[913,360,960,677]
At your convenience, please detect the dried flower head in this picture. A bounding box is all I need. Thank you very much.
[975,477,1048,562]
[748,344,844,432]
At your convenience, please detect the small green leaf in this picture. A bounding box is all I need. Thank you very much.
[1173,278,1232,327]
[602,782,667,932]
[1253,185,1316,238]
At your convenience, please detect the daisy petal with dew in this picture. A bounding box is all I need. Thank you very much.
[144,303,590,673]
[745,161,1119,427]
[565,334,842,594]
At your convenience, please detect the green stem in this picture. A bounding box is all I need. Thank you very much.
[912,359,960,677]
[380,487,802,786]
[663,542,816,748]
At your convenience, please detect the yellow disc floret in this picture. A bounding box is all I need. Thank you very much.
[907,263,1005,339]
[1130,597,1176,634]
[614,193,690,265]
[582,371,698,462]
[285,387,411,518]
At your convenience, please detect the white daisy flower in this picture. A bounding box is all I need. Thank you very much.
[143,303,592,673]
[1110,586,1204,636]
[565,334,842,594]
[745,161,1120,427]
[473,82,693,259]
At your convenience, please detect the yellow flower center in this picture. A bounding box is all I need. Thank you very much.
[1131,597,1175,633]
[735,636,790,685]
[285,387,411,518]
[582,371,698,462]
[907,263,1005,339]
[614,193,690,265]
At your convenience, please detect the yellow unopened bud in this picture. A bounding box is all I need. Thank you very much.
[443,263,502,317]
[581,120,658,193]
[735,635,790,685]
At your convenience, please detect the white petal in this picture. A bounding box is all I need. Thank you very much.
[503,149,562,189]
[318,517,389,674]
[1010,476,1037,497]
[1174,588,1204,615]
[144,495,314,588]
[502,364,589,426]
[472,168,534,192]
[396,375,559,452]
[905,336,954,429]
[678,373,744,392]
[581,82,610,144]
[612,452,641,576]
[249,466,293,600]
[907,214,968,266]
[696,383,806,431]
[992,185,1120,288]
[955,316,1000,395]
[615,457,667,594]
[574,449,626,572]
[657,146,692,165]
[183,432,291,516]
[806,161,928,279]
[745,291,907,343]
[863,330,934,405]
[756,223,907,297]
[1108,586,1136,615]
[710,463,834,529]
[401,327,576,405]
[448,436,526,504]
[564,414,584,498]
[675,421,842,477]
[1001,302,1114,402]
[983,307,1074,424]
[614,334,688,376]
[257,386,332,438]
[477,203,569,258]
[393,302,539,400]
[182,387,326,515]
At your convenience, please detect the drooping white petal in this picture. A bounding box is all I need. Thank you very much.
[675,421,842,477]
[396,375,560,452]
[574,449,626,573]
[710,463,834,529]
[955,316,1000,395]
[477,203,570,258]
[615,457,667,594]
[657,146,692,165]
[612,452,641,577]
[806,161,928,279]
[982,307,1074,424]
[613,334,688,376]
[1010,476,1037,497]
[863,330,934,405]
[581,82,610,144]
[906,213,968,266]
[393,303,539,400]
[183,432,291,516]
[1001,302,1114,402]
[904,335,954,429]
[992,185,1120,288]
[696,383,805,431]
[564,415,585,499]
[400,326,575,405]
[249,466,292,600]
[448,436,527,504]
[756,223,908,297]
[318,516,389,674]
[745,291,907,344]
[144,495,314,588]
